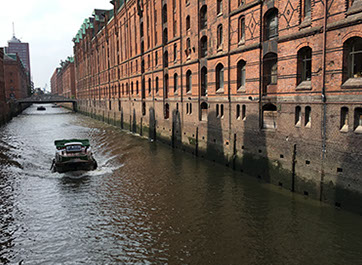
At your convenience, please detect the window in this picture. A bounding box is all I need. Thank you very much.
[220,104,224,118]
[201,67,208,96]
[163,28,168,45]
[131,82,134,94]
[186,38,191,58]
[216,63,224,91]
[263,103,277,129]
[265,9,278,40]
[186,70,192,93]
[174,43,177,61]
[200,36,208,58]
[305,106,311,127]
[217,0,223,15]
[238,0,245,6]
[238,16,245,43]
[164,74,169,98]
[140,22,144,37]
[263,53,278,93]
[200,6,207,30]
[190,103,192,114]
[295,106,302,126]
[343,37,362,83]
[237,60,246,91]
[236,104,241,119]
[156,77,159,93]
[304,0,311,18]
[148,78,152,94]
[164,103,170,119]
[297,47,312,85]
[174,73,178,93]
[164,51,169,68]
[216,104,219,117]
[242,105,246,120]
[354,108,362,133]
[340,107,349,132]
[186,16,191,31]
[217,24,223,49]
[200,102,208,121]
[155,51,158,66]
[162,4,168,24]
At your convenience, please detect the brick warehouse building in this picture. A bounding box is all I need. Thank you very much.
[50,57,76,98]
[70,0,362,212]
[3,52,30,101]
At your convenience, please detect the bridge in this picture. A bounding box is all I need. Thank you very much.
[17,94,77,111]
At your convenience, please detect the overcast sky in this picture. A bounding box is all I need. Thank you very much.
[0,0,112,90]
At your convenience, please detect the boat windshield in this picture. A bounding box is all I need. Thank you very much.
[66,145,82,153]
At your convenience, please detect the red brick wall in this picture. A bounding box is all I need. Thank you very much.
[68,0,362,212]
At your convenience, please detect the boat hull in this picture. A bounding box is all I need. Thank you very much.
[53,159,97,173]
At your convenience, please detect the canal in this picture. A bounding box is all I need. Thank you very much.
[0,104,361,264]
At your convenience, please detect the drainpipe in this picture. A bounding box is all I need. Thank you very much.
[228,0,232,141]
[320,0,328,201]
[259,1,263,129]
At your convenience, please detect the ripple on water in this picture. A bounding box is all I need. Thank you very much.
[0,105,362,264]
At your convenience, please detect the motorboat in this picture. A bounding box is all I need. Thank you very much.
[37,106,46,111]
[51,139,97,173]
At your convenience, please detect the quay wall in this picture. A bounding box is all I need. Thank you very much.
[76,98,362,214]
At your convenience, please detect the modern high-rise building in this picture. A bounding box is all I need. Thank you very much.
[5,34,31,78]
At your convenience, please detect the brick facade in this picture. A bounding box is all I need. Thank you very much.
[4,53,29,101]
[50,59,76,98]
[69,0,362,213]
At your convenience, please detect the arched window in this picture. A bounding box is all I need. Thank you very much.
[217,0,223,14]
[163,51,169,68]
[340,107,349,131]
[164,74,169,98]
[162,4,168,24]
[174,73,178,93]
[305,106,311,127]
[200,36,208,58]
[136,81,139,95]
[304,0,311,18]
[217,24,223,48]
[295,106,302,126]
[174,43,177,61]
[163,28,168,45]
[236,104,241,119]
[343,37,362,83]
[201,67,208,96]
[237,60,246,91]
[297,47,312,85]
[186,16,191,31]
[200,102,208,121]
[186,70,192,93]
[186,38,191,58]
[148,78,152,94]
[354,108,362,132]
[122,84,124,95]
[216,104,219,117]
[156,77,159,93]
[200,6,207,30]
[216,63,224,91]
[238,16,245,43]
[265,9,278,40]
[140,21,144,37]
[242,104,246,120]
[131,82,134,94]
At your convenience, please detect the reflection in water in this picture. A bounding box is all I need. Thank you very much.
[0,104,361,264]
